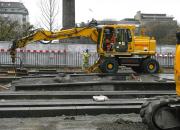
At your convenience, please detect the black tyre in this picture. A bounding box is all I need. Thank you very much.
[142,58,159,73]
[140,99,163,130]
[100,58,119,73]
[140,96,180,130]
[131,66,142,73]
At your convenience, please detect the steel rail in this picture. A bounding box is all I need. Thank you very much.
[0,90,176,99]
[12,81,175,91]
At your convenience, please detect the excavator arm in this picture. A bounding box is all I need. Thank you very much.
[9,25,98,63]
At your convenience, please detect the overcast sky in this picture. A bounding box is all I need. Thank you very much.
[3,0,180,28]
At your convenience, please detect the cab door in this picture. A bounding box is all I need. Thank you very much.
[114,29,132,52]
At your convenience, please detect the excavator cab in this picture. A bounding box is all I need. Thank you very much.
[101,26,133,53]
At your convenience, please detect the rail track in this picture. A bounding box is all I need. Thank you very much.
[0,90,175,99]
[12,81,175,91]
[0,98,143,117]
[0,91,176,118]
[0,72,176,118]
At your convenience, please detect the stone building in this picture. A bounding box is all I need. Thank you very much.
[0,1,29,24]
[97,19,140,27]
[134,11,176,25]
[119,18,140,26]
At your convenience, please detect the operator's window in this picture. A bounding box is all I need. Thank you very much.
[116,29,131,43]
[104,27,114,40]
[127,29,132,41]
[116,29,125,42]
[103,27,115,51]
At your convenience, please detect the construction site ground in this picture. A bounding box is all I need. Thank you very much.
[0,114,148,130]
[0,67,174,130]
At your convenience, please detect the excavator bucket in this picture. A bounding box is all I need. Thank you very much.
[85,57,103,73]
[9,50,16,63]
[9,39,19,63]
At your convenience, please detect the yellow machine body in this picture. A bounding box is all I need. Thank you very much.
[175,43,180,96]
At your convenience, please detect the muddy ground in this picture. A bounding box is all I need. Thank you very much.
[0,114,148,130]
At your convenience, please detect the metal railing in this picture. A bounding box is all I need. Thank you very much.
[0,51,174,68]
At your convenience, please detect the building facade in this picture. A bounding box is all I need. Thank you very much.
[97,19,140,27]
[134,11,176,25]
[0,2,29,24]
[119,18,140,27]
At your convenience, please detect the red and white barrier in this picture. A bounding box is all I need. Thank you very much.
[156,53,175,57]
[0,49,66,53]
[0,49,175,57]
[0,49,7,52]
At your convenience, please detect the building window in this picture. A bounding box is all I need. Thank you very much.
[23,15,26,22]
[23,18,26,22]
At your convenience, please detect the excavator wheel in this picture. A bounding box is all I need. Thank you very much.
[140,96,180,130]
[99,58,119,73]
[141,58,159,73]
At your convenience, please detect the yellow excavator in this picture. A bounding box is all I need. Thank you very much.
[140,32,180,130]
[9,20,159,73]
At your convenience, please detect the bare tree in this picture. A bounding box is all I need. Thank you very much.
[40,0,60,31]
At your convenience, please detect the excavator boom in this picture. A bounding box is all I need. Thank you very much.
[9,26,98,63]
